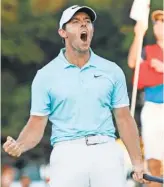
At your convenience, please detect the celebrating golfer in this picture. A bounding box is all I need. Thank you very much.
[3,5,148,187]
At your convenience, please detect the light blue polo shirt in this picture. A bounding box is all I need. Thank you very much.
[30,48,129,146]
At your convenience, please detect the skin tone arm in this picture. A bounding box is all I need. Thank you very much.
[128,21,148,69]
[3,115,48,157]
[151,59,164,73]
[113,106,149,184]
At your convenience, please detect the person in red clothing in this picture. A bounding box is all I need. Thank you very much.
[128,10,164,187]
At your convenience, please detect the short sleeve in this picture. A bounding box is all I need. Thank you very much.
[111,68,130,108]
[30,71,51,116]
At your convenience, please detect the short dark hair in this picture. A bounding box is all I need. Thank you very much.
[62,23,66,30]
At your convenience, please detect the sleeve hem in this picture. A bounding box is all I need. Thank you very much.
[30,112,50,116]
[112,104,129,108]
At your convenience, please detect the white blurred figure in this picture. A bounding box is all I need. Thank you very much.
[40,164,50,186]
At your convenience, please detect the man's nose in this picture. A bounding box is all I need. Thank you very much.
[81,21,87,27]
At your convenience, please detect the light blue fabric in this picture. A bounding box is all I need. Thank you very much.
[30,48,129,146]
[144,84,164,103]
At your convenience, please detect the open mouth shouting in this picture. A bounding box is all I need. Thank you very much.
[80,31,88,42]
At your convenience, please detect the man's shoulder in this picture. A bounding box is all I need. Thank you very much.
[94,54,123,73]
[33,56,62,83]
[38,57,62,75]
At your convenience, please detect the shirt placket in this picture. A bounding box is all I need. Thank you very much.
[78,68,88,92]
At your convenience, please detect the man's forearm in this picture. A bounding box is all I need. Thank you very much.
[128,35,143,69]
[116,115,143,165]
[16,116,47,153]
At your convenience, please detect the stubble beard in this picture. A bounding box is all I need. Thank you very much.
[72,41,91,54]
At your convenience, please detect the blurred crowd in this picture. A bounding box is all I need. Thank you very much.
[1,163,50,187]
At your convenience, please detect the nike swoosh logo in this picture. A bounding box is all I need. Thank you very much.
[94,75,102,78]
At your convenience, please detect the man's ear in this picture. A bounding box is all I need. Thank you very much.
[58,29,67,40]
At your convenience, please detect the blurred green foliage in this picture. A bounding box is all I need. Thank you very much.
[1,0,162,144]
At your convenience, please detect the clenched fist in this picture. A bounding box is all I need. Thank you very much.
[3,136,22,157]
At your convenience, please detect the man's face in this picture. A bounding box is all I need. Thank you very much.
[153,14,164,40]
[60,12,94,53]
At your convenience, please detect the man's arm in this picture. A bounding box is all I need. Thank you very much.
[3,115,48,157]
[128,21,148,69]
[113,106,143,167]
[113,107,150,184]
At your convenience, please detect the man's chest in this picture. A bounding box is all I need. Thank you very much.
[48,68,115,102]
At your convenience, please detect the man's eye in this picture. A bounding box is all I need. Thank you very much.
[72,20,79,24]
[86,20,91,23]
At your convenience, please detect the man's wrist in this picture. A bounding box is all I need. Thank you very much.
[16,141,25,155]
[132,159,144,170]
[131,158,143,165]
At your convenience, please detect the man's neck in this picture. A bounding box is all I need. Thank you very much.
[64,46,90,68]
[157,40,164,50]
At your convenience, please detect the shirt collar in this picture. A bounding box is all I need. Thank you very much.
[58,48,97,69]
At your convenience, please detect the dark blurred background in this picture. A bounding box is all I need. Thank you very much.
[1,0,163,186]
